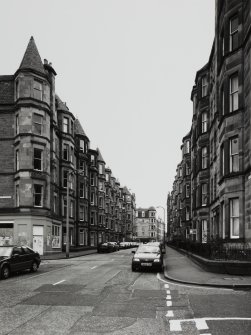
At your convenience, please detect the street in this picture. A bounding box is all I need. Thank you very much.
[0,248,251,335]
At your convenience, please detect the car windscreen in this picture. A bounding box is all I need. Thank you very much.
[136,246,160,254]
[0,247,12,257]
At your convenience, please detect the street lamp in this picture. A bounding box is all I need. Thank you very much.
[66,169,84,258]
[156,206,166,244]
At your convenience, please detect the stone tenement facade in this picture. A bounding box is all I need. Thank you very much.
[135,207,164,242]
[167,0,251,245]
[0,37,136,254]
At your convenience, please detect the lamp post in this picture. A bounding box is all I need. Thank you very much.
[156,206,166,244]
[66,169,84,258]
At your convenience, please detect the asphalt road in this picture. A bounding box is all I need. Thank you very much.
[0,248,250,334]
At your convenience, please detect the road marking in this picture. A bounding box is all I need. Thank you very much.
[164,283,169,289]
[53,279,65,286]
[156,273,232,291]
[166,290,171,294]
[169,317,251,332]
[166,301,172,307]
[166,311,174,317]
[91,266,97,269]
[166,295,172,300]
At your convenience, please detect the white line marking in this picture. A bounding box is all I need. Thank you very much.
[166,295,172,300]
[166,301,172,307]
[166,311,174,317]
[91,266,97,269]
[169,317,251,332]
[166,290,171,294]
[200,334,212,335]
[164,283,169,289]
[156,273,232,291]
[53,279,65,286]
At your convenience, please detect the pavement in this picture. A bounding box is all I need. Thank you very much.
[41,248,97,260]
[41,245,251,288]
[164,246,251,288]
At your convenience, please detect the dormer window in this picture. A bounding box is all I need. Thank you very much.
[229,15,238,52]
[80,140,85,153]
[63,117,69,133]
[33,80,42,100]
[201,76,208,97]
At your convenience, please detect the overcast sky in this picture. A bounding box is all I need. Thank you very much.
[1,0,215,219]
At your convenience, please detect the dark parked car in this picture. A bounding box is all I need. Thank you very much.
[0,245,41,280]
[131,244,165,272]
[97,242,115,253]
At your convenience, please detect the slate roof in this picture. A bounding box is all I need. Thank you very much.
[0,76,14,104]
[19,36,45,75]
[97,147,105,163]
[74,119,87,137]
[55,94,69,112]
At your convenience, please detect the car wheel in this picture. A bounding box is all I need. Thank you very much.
[30,261,38,272]
[1,266,10,280]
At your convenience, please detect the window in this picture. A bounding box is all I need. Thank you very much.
[63,198,67,216]
[229,15,238,52]
[229,74,238,113]
[16,185,19,207]
[221,202,225,239]
[79,160,84,171]
[221,87,225,115]
[53,193,57,214]
[63,170,68,188]
[220,145,225,176]
[141,211,145,217]
[63,117,69,133]
[70,146,74,163]
[202,147,207,169]
[80,139,84,153]
[16,114,19,135]
[202,220,208,243]
[201,183,207,206]
[230,137,239,172]
[106,173,109,182]
[91,192,95,205]
[33,80,42,100]
[186,207,190,221]
[99,197,103,208]
[80,183,84,198]
[34,148,43,171]
[90,173,95,186]
[34,114,43,135]
[70,200,74,218]
[91,155,95,166]
[34,184,43,207]
[79,229,84,244]
[63,144,69,160]
[186,184,190,198]
[230,198,239,238]
[99,181,104,191]
[99,164,103,174]
[201,75,208,97]
[70,120,74,135]
[193,95,197,114]
[90,212,95,225]
[52,225,61,248]
[16,150,19,171]
[202,112,207,133]
[185,141,190,154]
[16,80,19,100]
[186,162,190,175]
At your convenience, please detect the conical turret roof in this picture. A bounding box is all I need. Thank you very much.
[19,36,45,74]
[55,94,69,112]
[75,119,87,137]
[97,147,105,163]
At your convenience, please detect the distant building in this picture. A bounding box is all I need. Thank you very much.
[135,207,164,242]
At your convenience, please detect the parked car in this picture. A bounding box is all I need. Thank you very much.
[97,242,117,253]
[131,244,165,272]
[0,245,41,280]
[109,242,120,251]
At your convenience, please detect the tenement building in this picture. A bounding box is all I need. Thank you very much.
[0,37,136,254]
[135,207,164,242]
[167,0,251,245]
